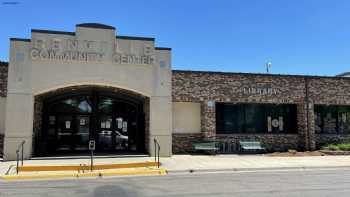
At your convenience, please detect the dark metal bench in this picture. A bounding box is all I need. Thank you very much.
[239,141,265,153]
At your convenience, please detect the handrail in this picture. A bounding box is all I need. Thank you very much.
[16,140,25,174]
[153,138,160,168]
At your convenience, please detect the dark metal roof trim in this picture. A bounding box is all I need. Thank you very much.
[31,29,75,36]
[155,47,171,51]
[10,38,31,42]
[76,23,115,30]
[116,35,155,41]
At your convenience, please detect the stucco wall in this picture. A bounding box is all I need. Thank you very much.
[173,102,201,134]
[3,24,172,160]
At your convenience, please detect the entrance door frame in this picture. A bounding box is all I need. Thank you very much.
[34,86,148,156]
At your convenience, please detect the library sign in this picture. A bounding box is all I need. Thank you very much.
[238,86,279,96]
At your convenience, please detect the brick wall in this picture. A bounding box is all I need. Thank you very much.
[0,134,3,157]
[172,70,350,153]
[0,61,7,156]
[309,77,350,147]
[0,61,7,97]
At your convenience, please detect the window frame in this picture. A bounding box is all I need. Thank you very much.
[216,102,298,134]
[314,105,350,134]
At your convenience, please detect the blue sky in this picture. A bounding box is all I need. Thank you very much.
[0,0,349,76]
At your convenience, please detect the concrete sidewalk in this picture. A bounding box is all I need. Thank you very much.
[161,155,350,173]
[1,154,350,176]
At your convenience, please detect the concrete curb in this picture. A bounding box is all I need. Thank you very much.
[0,168,167,180]
[166,165,350,174]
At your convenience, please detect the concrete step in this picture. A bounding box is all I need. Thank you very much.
[1,168,167,180]
[17,161,161,172]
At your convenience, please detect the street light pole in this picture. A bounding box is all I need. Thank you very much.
[266,62,272,73]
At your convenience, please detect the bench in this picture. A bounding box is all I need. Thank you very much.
[193,142,219,154]
[239,141,265,153]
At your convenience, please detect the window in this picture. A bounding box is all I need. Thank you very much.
[49,96,92,113]
[216,103,297,134]
[314,105,350,134]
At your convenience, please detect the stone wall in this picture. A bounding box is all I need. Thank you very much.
[172,70,350,153]
[315,134,350,148]
[309,77,350,147]
[0,61,7,156]
[0,61,7,98]
[0,134,3,157]
[172,133,203,153]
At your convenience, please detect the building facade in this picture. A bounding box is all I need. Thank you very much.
[172,71,350,153]
[1,24,350,160]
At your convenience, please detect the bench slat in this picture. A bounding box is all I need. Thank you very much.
[193,142,218,151]
[239,140,265,152]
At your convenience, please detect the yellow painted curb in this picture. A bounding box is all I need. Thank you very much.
[18,162,160,172]
[1,168,167,180]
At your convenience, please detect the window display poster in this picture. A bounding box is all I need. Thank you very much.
[279,116,284,131]
[271,119,279,128]
[267,116,272,132]
[122,121,127,132]
[101,122,106,128]
[65,121,71,129]
[106,121,111,129]
[342,113,347,123]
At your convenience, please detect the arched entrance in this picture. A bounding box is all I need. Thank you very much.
[33,85,149,156]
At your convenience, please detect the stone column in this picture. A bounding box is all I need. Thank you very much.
[297,103,308,150]
[307,102,316,150]
[201,100,216,139]
[297,102,316,151]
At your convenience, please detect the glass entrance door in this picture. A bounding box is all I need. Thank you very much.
[56,115,74,151]
[96,97,131,152]
[75,115,90,151]
[56,115,91,151]
[38,90,145,156]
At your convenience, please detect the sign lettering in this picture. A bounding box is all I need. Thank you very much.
[239,87,279,95]
[30,37,155,65]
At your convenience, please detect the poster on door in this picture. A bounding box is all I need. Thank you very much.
[65,121,71,129]
[80,118,86,126]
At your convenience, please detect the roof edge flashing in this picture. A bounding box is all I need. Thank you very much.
[31,29,75,36]
[76,23,115,30]
[116,35,155,41]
